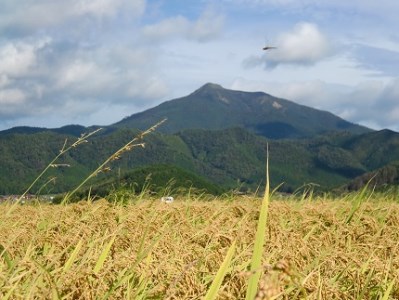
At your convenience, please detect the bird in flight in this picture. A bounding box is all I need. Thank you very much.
[263,46,277,51]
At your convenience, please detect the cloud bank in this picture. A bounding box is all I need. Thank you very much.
[142,8,224,43]
[0,1,224,129]
[243,22,333,69]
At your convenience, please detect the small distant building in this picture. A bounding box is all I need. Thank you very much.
[160,196,174,203]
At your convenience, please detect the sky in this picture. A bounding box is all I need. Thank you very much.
[1,0,399,131]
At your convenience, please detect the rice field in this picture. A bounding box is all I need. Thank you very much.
[1,194,398,299]
[2,124,398,299]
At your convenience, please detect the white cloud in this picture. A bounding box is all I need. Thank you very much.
[271,23,332,63]
[243,22,333,68]
[141,8,224,42]
[125,74,169,100]
[0,74,11,88]
[73,0,144,18]
[190,9,225,42]
[0,38,52,78]
[0,0,145,35]
[0,37,169,125]
[348,44,399,77]
[0,89,26,105]
[0,42,36,77]
[142,16,189,41]
[55,60,116,96]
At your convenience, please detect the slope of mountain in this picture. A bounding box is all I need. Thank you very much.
[114,83,371,139]
[341,129,399,169]
[0,125,90,137]
[1,125,398,195]
[342,161,399,191]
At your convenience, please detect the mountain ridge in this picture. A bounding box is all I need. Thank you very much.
[113,83,371,139]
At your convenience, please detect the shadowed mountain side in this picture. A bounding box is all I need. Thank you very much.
[341,129,399,170]
[114,83,371,139]
[341,162,399,192]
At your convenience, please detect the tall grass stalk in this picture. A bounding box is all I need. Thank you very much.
[93,236,116,275]
[7,128,102,214]
[245,144,270,299]
[62,119,166,204]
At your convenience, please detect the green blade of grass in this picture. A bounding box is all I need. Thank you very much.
[204,240,236,300]
[93,236,115,275]
[356,267,374,300]
[63,239,83,272]
[102,219,171,300]
[0,243,15,270]
[245,144,270,300]
[380,279,395,300]
[345,178,374,224]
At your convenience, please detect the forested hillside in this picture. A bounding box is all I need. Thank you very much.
[2,126,399,195]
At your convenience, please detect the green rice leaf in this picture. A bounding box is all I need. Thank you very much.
[93,236,115,275]
[204,240,236,300]
[63,239,83,272]
[245,145,270,300]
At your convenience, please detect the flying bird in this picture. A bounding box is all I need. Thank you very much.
[263,46,277,50]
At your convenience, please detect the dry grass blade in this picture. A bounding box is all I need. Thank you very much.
[245,144,270,300]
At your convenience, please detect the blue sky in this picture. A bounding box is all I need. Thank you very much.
[1,0,399,131]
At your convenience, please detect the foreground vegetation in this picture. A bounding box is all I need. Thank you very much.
[0,193,398,299]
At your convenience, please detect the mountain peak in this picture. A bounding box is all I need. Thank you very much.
[114,83,371,139]
[202,82,224,89]
[193,83,224,94]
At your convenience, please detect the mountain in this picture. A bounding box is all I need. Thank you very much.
[0,124,90,137]
[114,83,370,139]
[1,83,397,196]
[342,162,399,192]
[1,124,398,196]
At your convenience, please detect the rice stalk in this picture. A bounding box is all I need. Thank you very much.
[380,279,395,300]
[62,118,166,204]
[204,240,236,300]
[7,128,102,215]
[93,236,116,275]
[63,238,83,272]
[245,144,270,300]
